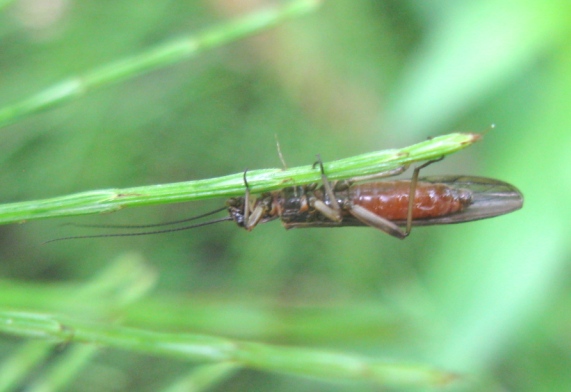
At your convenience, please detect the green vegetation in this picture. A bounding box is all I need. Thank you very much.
[0,132,478,224]
[0,0,570,391]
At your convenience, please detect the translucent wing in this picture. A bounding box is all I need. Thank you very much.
[395,175,523,226]
[283,176,523,229]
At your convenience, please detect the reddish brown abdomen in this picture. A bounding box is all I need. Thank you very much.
[349,181,472,220]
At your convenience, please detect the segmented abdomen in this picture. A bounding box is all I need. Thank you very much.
[349,181,472,220]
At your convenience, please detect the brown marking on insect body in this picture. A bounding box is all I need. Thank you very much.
[349,181,472,220]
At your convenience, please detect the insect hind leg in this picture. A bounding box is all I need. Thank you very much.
[348,157,445,239]
[404,157,445,235]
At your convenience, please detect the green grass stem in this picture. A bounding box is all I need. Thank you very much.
[0,132,479,225]
[0,0,322,128]
[0,310,458,388]
[0,255,156,391]
[162,363,239,392]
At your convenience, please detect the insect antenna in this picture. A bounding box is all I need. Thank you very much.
[45,207,231,244]
[61,206,228,229]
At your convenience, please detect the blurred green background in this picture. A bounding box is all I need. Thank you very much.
[1,0,570,390]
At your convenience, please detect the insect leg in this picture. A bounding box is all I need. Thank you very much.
[241,169,268,231]
[347,164,409,183]
[348,204,408,239]
[314,154,340,211]
[347,157,445,239]
[275,134,288,169]
[333,165,409,192]
[312,154,342,221]
[245,203,267,230]
[404,157,445,235]
[242,169,251,227]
